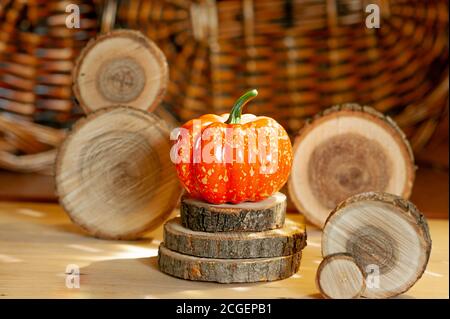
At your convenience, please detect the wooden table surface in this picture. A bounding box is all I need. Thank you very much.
[0,201,447,299]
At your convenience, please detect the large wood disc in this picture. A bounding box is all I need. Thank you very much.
[158,244,301,283]
[316,253,366,299]
[73,29,168,113]
[55,107,181,240]
[322,192,432,298]
[163,216,306,259]
[180,192,287,232]
[288,104,415,228]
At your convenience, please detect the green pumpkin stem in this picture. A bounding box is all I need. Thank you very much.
[225,89,258,124]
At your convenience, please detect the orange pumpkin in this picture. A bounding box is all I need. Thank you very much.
[171,89,293,204]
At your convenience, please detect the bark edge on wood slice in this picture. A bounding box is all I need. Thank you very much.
[55,106,182,240]
[322,192,432,298]
[288,104,415,228]
[72,29,168,113]
[163,216,307,258]
[316,253,366,299]
[158,244,301,283]
[180,192,287,232]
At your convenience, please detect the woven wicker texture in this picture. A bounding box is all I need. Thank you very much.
[0,0,448,173]
[117,0,448,149]
[0,0,98,173]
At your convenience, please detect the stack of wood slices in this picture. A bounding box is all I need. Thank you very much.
[158,193,307,283]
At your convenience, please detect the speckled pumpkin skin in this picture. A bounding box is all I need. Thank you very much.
[174,113,293,204]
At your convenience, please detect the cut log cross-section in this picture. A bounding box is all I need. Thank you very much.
[55,107,182,240]
[322,192,432,298]
[163,216,306,259]
[316,253,366,299]
[180,192,287,232]
[158,244,302,283]
[73,29,168,113]
[288,104,415,228]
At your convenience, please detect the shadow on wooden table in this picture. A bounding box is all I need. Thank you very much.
[77,255,422,299]
[79,256,269,298]
[51,222,90,237]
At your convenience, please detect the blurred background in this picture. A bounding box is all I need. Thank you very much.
[0,0,448,217]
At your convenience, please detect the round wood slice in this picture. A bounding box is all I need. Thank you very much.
[163,216,306,259]
[180,193,287,232]
[316,253,366,299]
[55,106,182,240]
[73,29,168,113]
[288,104,415,228]
[158,244,301,283]
[322,192,432,298]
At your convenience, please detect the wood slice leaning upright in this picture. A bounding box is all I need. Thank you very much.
[288,104,416,228]
[55,107,182,240]
[322,192,432,298]
[316,253,366,299]
[72,29,168,113]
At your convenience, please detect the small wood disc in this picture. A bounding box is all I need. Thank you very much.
[158,244,302,283]
[316,254,366,299]
[180,192,287,232]
[73,29,168,113]
[55,107,181,239]
[163,216,307,258]
[322,192,432,298]
[288,104,415,228]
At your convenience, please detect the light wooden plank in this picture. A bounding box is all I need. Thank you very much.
[0,201,447,299]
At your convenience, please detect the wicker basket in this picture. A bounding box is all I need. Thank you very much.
[117,0,449,148]
[0,0,98,173]
[0,0,448,173]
